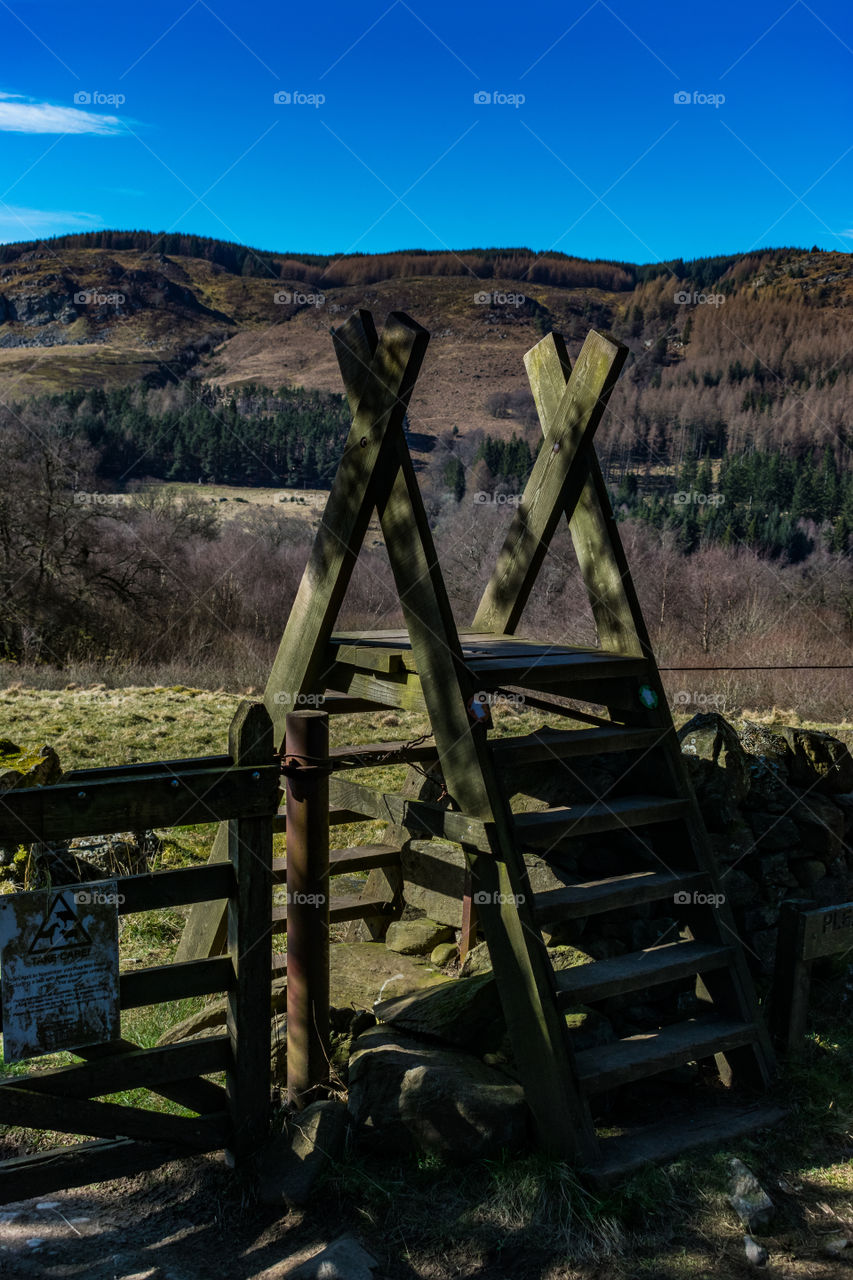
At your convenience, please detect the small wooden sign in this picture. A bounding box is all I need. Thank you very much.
[802,903,853,961]
[0,881,120,1062]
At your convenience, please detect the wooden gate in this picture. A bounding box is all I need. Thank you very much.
[0,701,277,1203]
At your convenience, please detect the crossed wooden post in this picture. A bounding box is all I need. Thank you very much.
[178,311,630,1160]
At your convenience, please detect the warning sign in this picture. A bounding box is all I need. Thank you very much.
[0,881,120,1062]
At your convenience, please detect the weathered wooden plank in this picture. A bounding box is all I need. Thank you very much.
[117,863,236,914]
[532,870,708,924]
[588,1104,786,1183]
[328,776,491,848]
[473,329,628,635]
[0,1036,230,1101]
[801,901,853,960]
[491,725,666,764]
[0,1085,228,1148]
[0,1137,196,1205]
[64,755,232,782]
[226,702,273,1163]
[271,894,395,933]
[514,796,689,844]
[272,845,402,884]
[770,899,815,1051]
[576,1017,756,1094]
[554,941,732,1005]
[524,331,776,1089]
[72,1038,226,1116]
[262,310,430,743]
[119,956,234,1009]
[0,764,280,846]
[466,652,648,684]
[324,664,427,712]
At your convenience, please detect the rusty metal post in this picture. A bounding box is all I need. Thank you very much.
[285,709,330,1108]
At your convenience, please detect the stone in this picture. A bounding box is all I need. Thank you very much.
[374,973,505,1053]
[728,1158,774,1232]
[746,815,800,854]
[744,1235,768,1267]
[792,858,827,889]
[347,1026,528,1160]
[430,942,457,967]
[328,942,450,1009]
[780,728,853,794]
[282,1235,378,1279]
[738,722,793,776]
[460,942,492,977]
[794,794,845,859]
[0,742,61,790]
[401,841,466,928]
[255,1100,348,1208]
[822,1235,849,1257]
[678,714,751,830]
[719,868,759,906]
[385,918,454,956]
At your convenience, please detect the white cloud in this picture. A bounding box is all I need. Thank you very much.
[0,92,125,135]
[0,205,102,243]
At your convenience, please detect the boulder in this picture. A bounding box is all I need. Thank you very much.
[347,1026,528,1160]
[792,859,827,889]
[255,1100,348,1207]
[793,794,845,859]
[430,942,457,967]
[0,742,61,790]
[746,814,800,854]
[460,942,492,976]
[374,973,504,1053]
[564,1005,616,1050]
[780,728,853,794]
[401,841,466,928]
[385,918,454,956]
[328,942,450,1008]
[678,714,751,830]
[738,722,792,775]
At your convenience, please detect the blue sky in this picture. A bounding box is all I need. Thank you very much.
[0,0,851,263]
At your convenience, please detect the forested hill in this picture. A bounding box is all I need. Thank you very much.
[0,231,851,474]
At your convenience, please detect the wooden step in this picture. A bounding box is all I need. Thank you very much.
[514,795,689,844]
[554,940,733,1005]
[272,845,402,884]
[576,1016,758,1094]
[466,650,648,687]
[271,894,395,935]
[586,1103,786,1182]
[492,725,666,764]
[533,869,706,925]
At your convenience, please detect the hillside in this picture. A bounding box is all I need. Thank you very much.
[1,234,851,457]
